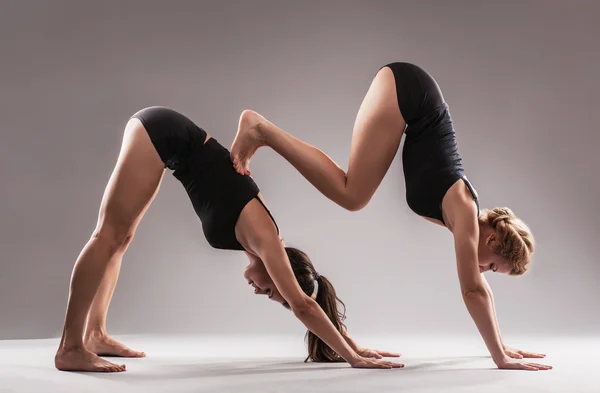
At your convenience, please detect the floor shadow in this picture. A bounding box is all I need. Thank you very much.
[402,356,491,371]
[78,355,501,384]
[325,356,506,391]
[81,360,341,382]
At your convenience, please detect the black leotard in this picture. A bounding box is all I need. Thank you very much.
[383,62,479,224]
[131,106,278,250]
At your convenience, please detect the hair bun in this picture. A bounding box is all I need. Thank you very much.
[492,207,513,225]
[495,207,513,216]
[498,214,511,223]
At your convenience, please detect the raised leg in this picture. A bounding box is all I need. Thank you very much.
[54,118,165,372]
[230,67,406,211]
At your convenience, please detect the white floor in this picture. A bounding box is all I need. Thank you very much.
[0,334,597,393]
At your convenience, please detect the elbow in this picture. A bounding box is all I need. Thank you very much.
[461,286,488,301]
[290,297,318,317]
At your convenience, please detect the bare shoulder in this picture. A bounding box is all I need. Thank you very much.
[442,179,479,232]
[235,197,279,253]
[255,192,273,214]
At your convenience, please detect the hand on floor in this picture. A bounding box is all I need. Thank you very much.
[503,345,546,359]
[495,356,552,371]
[356,347,401,359]
[350,356,404,369]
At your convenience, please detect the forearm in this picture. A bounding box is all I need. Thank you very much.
[293,301,359,364]
[341,328,360,351]
[462,289,506,364]
[481,277,505,348]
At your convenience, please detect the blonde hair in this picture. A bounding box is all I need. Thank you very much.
[479,207,535,275]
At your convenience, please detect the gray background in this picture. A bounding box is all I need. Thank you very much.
[1,0,598,340]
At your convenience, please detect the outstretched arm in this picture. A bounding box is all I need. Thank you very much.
[255,238,402,368]
[451,200,551,371]
[235,202,401,369]
[453,218,506,365]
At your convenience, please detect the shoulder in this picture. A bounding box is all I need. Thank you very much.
[443,179,479,233]
[235,197,279,253]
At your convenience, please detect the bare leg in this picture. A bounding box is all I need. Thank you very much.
[84,245,144,358]
[54,119,165,372]
[83,175,161,358]
[230,67,406,211]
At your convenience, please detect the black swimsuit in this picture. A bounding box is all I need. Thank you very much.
[131,106,279,250]
[383,62,480,224]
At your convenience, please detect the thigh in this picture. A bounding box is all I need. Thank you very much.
[345,67,406,205]
[95,119,165,239]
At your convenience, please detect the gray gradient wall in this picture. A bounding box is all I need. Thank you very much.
[1,0,598,340]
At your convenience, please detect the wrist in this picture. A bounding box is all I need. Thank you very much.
[346,352,363,366]
[492,352,508,365]
[330,337,361,365]
[490,341,507,364]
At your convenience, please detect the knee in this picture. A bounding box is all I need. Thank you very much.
[342,195,370,212]
[92,226,134,255]
[118,232,135,252]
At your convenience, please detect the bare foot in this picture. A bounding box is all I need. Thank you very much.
[55,347,126,372]
[230,109,268,176]
[85,332,146,358]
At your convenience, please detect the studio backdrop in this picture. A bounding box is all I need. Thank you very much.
[1,0,598,340]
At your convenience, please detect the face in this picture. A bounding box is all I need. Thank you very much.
[478,252,511,274]
[243,255,287,305]
[478,233,512,274]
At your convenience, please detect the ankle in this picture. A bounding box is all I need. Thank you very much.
[59,341,85,352]
[84,328,107,341]
[248,110,269,145]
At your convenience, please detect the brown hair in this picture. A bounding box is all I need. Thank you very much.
[479,207,535,275]
[284,247,347,362]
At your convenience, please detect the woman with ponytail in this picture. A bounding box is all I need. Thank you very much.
[54,107,402,373]
[231,62,552,371]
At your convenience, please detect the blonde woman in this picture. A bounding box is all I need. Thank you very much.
[231,62,552,371]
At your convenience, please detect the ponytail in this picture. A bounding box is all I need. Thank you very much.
[284,247,348,362]
[304,274,347,362]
